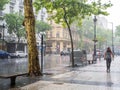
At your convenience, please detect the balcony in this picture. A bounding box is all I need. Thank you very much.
[10,0,16,7]
[46,37,70,42]
[10,0,16,3]
[19,1,23,8]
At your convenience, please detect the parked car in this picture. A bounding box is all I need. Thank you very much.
[9,53,17,58]
[15,51,28,58]
[0,50,11,59]
[60,50,70,56]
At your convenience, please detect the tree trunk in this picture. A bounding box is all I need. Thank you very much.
[63,7,75,67]
[24,0,42,76]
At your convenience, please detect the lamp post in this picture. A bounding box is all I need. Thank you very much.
[40,32,46,73]
[41,34,43,73]
[93,16,97,62]
[109,22,114,54]
[2,24,5,50]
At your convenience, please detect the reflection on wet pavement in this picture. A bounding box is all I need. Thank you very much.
[0,59,28,75]
[1,56,120,90]
[0,55,70,90]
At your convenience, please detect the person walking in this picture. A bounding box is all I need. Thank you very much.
[104,47,114,72]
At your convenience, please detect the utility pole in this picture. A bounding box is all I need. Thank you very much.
[2,24,5,50]
[41,34,43,73]
[93,16,97,63]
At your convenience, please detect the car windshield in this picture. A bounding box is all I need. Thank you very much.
[16,51,24,53]
[0,50,7,53]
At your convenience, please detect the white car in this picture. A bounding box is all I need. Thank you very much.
[15,51,27,58]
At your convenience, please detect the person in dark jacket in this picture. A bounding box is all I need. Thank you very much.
[104,47,114,72]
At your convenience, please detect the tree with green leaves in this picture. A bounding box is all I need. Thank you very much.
[34,0,112,67]
[115,25,120,37]
[80,17,112,50]
[35,20,52,33]
[81,17,94,39]
[114,25,120,47]
[77,17,94,49]
[0,0,9,10]
[0,0,9,25]
[96,26,111,49]
[4,13,25,43]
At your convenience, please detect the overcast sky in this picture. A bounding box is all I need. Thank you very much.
[105,0,120,28]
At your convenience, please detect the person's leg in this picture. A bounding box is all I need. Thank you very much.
[108,59,112,72]
[106,60,109,72]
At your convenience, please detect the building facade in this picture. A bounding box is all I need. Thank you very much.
[45,21,80,54]
[0,0,25,51]
[0,0,81,54]
[46,22,70,54]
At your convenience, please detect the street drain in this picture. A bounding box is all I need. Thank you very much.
[53,82,64,85]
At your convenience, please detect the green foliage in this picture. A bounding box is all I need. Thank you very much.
[115,25,120,37]
[79,17,94,39]
[0,0,9,10]
[35,20,52,33]
[78,16,112,49]
[4,13,25,40]
[34,0,112,67]
[97,26,111,43]
[34,0,112,27]
[97,28,112,48]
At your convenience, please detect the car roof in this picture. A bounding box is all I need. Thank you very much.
[16,51,24,52]
[0,50,6,52]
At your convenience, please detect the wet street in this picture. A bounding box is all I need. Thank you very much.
[43,54,70,69]
[0,54,70,75]
[0,54,70,90]
[1,55,120,90]
[19,56,120,90]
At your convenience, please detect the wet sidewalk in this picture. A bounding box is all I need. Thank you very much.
[12,56,120,90]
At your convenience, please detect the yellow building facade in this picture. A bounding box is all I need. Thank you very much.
[45,21,80,54]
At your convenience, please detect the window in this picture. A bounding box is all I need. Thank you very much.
[19,9,23,15]
[56,32,60,38]
[10,6,14,13]
[10,0,16,3]
[50,31,52,37]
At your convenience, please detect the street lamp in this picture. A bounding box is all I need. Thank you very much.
[109,22,114,54]
[93,16,97,62]
[2,24,5,50]
[40,32,46,73]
